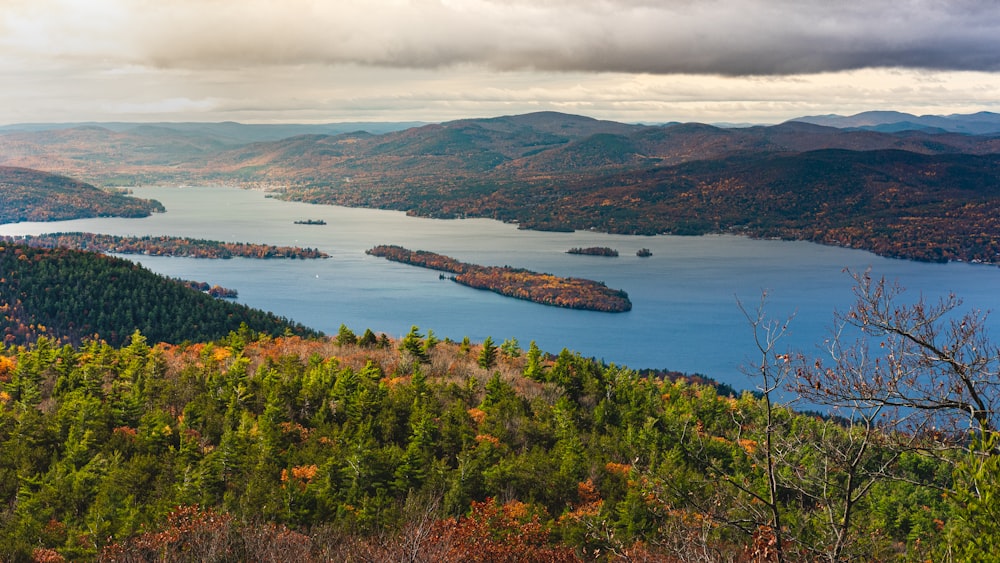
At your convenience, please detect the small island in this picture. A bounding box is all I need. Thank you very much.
[367,245,631,313]
[3,233,329,259]
[567,246,619,257]
[636,248,653,257]
[294,219,327,225]
[179,279,239,298]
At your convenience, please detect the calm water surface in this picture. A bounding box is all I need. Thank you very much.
[3,186,998,391]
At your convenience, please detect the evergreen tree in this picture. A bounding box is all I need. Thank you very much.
[500,337,521,358]
[358,328,378,347]
[524,341,544,381]
[336,324,357,346]
[400,325,429,363]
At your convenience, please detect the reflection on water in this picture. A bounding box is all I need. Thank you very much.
[3,185,999,391]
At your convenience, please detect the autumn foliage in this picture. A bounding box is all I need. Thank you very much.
[5,232,328,259]
[367,245,632,312]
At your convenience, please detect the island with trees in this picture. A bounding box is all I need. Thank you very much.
[2,232,329,259]
[178,279,239,299]
[567,246,618,257]
[367,244,631,312]
[294,219,327,225]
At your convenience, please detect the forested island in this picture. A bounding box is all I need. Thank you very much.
[367,245,631,312]
[567,246,618,257]
[178,279,239,298]
[294,219,327,225]
[3,232,328,259]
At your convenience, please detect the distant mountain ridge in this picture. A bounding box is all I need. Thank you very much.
[4,110,1000,264]
[0,120,425,143]
[791,110,1000,135]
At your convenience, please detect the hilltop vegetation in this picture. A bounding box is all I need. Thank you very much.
[0,312,993,561]
[0,166,163,224]
[0,244,319,346]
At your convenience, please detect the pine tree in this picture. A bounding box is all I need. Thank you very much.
[336,324,357,346]
[400,326,429,363]
[478,336,497,370]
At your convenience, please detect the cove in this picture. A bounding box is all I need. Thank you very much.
[3,185,999,391]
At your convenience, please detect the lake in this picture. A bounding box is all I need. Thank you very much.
[3,185,999,392]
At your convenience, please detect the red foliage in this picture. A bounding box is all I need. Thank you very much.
[428,498,580,563]
[99,505,315,562]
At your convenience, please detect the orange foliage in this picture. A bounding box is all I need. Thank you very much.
[739,438,758,455]
[112,426,138,440]
[475,434,501,446]
[467,407,487,425]
[9,233,329,260]
[0,355,13,382]
[367,245,631,312]
[428,499,579,563]
[605,462,632,476]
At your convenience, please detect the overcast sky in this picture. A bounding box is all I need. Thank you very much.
[2,0,999,125]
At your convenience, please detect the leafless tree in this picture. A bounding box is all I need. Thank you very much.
[796,269,1000,442]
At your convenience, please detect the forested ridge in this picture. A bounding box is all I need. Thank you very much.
[7,114,1000,264]
[0,166,163,224]
[0,245,320,346]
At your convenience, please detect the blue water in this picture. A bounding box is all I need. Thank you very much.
[3,185,998,391]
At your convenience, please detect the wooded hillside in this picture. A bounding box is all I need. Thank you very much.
[0,244,319,346]
[0,320,983,561]
[0,166,163,224]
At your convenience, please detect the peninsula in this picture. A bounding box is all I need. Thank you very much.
[3,232,329,259]
[366,244,631,312]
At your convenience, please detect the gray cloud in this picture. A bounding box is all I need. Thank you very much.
[103,0,1000,75]
[2,0,1000,124]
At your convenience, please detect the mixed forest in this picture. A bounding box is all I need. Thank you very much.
[5,113,1000,264]
[4,233,328,260]
[0,245,319,346]
[3,111,1000,560]
[0,167,163,224]
[1,272,999,561]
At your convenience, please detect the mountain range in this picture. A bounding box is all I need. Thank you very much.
[790,110,1000,135]
[2,110,1000,264]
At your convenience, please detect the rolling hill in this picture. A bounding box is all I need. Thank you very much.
[0,166,164,224]
[4,111,1000,263]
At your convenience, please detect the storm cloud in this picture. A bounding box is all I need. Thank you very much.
[1,0,999,124]
[5,0,1000,76]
